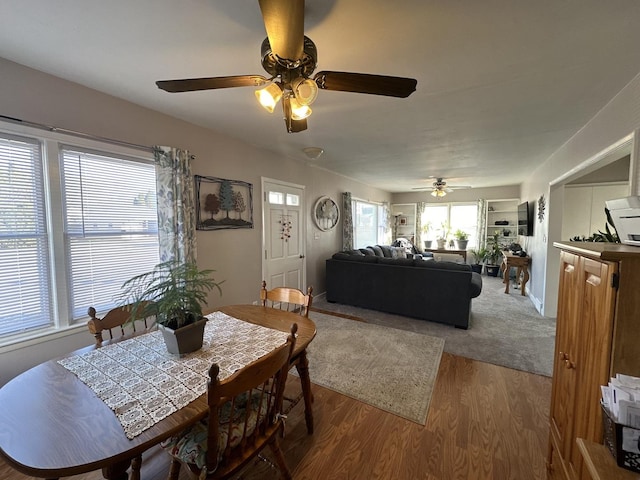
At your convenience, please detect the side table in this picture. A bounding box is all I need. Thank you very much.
[500,251,530,295]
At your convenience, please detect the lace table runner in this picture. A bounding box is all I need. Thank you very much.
[58,311,289,439]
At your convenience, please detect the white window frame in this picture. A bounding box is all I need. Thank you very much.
[0,120,157,349]
[352,198,386,249]
[422,202,479,249]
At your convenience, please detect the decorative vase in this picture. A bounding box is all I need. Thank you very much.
[158,317,208,355]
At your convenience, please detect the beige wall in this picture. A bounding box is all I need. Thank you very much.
[0,57,390,383]
[521,71,640,316]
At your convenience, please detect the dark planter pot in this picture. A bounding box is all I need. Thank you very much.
[454,239,468,250]
[470,264,483,274]
[485,264,500,277]
[158,317,208,355]
[424,240,432,249]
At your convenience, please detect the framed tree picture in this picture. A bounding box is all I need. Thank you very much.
[195,175,253,230]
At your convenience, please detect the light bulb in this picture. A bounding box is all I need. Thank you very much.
[255,83,283,113]
[290,96,312,120]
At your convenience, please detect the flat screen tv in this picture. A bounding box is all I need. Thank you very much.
[517,201,532,236]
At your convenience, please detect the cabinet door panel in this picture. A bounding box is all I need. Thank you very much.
[570,258,617,473]
[549,250,582,473]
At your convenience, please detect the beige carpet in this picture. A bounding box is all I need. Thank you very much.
[303,311,444,425]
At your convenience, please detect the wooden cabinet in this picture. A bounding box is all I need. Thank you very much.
[548,242,640,480]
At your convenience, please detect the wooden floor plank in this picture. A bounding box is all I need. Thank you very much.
[0,352,551,480]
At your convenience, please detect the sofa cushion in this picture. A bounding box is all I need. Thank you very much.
[369,245,384,257]
[378,257,415,266]
[360,247,376,256]
[378,245,394,258]
[391,246,407,258]
[347,249,365,256]
[332,253,378,263]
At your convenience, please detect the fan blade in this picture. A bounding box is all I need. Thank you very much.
[156,75,269,93]
[314,71,417,98]
[259,0,304,63]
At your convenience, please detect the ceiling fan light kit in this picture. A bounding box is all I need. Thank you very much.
[155,0,417,133]
[431,189,446,198]
[255,82,283,113]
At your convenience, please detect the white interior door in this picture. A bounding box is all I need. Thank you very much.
[262,179,306,291]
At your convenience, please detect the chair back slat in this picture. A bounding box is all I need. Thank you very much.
[260,281,313,317]
[87,301,154,347]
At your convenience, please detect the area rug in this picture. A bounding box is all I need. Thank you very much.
[313,275,556,377]
[303,311,444,425]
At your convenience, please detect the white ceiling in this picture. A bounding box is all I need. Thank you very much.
[2,0,640,192]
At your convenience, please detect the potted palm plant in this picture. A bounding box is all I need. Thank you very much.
[485,231,504,277]
[469,246,488,274]
[119,261,223,354]
[453,229,469,250]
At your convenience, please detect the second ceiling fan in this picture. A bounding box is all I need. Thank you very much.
[155,0,417,133]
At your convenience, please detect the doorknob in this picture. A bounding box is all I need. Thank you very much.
[299,254,305,259]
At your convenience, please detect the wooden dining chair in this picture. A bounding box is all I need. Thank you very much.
[260,281,315,434]
[87,301,154,347]
[162,323,298,480]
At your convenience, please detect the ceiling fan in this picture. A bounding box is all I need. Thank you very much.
[412,178,471,197]
[155,0,417,133]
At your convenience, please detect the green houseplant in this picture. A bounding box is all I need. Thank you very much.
[119,261,223,354]
[485,231,504,277]
[436,222,450,249]
[422,221,433,249]
[469,246,488,274]
[453,229,469,250]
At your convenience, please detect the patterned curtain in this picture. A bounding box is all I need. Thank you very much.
[476,198,487,248]
[381,201,391,244]
[153,146,197,264]
[415,201,426,252]
[342,192,353,251]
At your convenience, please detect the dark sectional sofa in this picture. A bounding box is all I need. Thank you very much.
[325,246,483,329]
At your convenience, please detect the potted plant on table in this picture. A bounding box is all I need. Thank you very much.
[119,261,223,355]
[453,229,469,250]
[422,221,433,249]
[436,222,450,249]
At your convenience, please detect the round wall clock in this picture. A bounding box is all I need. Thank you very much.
[313,196,339,231]
[538,195,546,222]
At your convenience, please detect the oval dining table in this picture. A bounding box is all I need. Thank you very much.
[0,305,316,480]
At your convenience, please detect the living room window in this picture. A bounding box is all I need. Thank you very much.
[0,124,159,344]
[423,203,479,248]
[352,199,385,248]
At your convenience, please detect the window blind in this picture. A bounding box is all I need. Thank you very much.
[61,147,159,320]
[0,134,52,335]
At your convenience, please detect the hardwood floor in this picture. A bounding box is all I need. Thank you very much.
[0,352,551,480]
